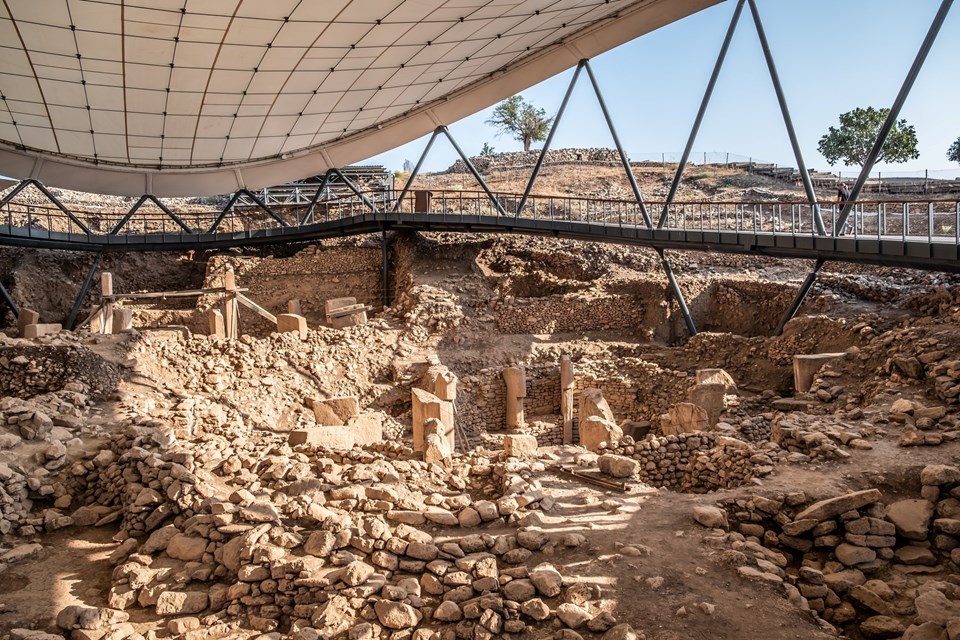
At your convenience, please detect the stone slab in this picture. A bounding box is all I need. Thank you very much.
[794,353,847,393]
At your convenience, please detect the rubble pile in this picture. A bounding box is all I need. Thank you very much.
[39,419,659,640]
[0,342,122,399]
[697,465,960,638]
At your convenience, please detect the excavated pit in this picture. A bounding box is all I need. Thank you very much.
[1,206,960,640]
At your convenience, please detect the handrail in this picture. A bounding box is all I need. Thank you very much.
[0,187,958,249]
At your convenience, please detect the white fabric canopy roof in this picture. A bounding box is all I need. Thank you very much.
[0,0,718,196]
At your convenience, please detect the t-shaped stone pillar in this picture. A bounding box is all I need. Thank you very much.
[502,366,526,433]
[411,388,455,453]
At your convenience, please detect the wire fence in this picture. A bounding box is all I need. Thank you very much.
[627,151,960,180]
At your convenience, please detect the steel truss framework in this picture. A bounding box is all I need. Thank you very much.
[0,0,955,337]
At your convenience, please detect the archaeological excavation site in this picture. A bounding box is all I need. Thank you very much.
[1,151,959,640]
[1,1,959,639]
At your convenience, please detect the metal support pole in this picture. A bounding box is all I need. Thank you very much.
[0,179,31,208]
[393,128,441,212]
[330,169,379,212]
[775,259,825,335]
[747,0,825,236]
[381,229,389,308]
[208,191,243,233]
[660,0,744,228]
[837,0,953,233]
[148,195,194,233]
[518,61,585,215]
[0,279,19,319]
[110,195,149,234]
[66,253,102,330]
[30,180,92,234]
[239,189,289,226]
[440,126,506,215]
[300,171,332,225]
[583,60,652,229]
[657,248,697,336]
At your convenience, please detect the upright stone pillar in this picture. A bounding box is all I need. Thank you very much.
[432,370,457,401]
[100,272,114,334]
[560,355,574,444]
[223,268,238,340]
[411,388,455,453]
[208,309,225,338]
[502,367,526,433]
[288,299,303,315]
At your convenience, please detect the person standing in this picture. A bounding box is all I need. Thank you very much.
[836,182,851,209]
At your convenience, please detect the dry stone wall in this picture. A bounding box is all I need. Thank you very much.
[598,432,764,492]
[495,294,647,334]
[447,148,623,174]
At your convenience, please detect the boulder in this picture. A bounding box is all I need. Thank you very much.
[580,416,623,452]
[374,601,420,629]
[661,403,708,435]
[556,603,592,629]
[529,563,563,597]
[165,534,207,562]
[155,592,208,616]
[860,616,906,639]
[887,499,934,541]
[835,543,876,566]
[915,589,960,626]
[579,388,615,423]
[503,434,538,458]
[598,454,638,478]
[921,465,960,486]
[902,623,948,640]
[692,506,729,530]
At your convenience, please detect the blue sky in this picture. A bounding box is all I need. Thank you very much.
[365,0,960,176]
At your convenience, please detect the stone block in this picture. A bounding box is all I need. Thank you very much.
[688,383,727,428]
[207,309,225,338]
[23,323,62,339]
[289,414,382,450]
[16,309,40,337]
[112,309,134,332]
[695,368,737,389]
[580,415,623,452]
[579,388,615,423]
[309,396,360,426]
[598,454,638,478]
[287,299,302,315]
[329,309,367,329]
[662,402,708,435]
[793,353,847,393]
[277,313,308,340]
[503,434,538,458]
[324,297,357,315]
[503,367,526,431]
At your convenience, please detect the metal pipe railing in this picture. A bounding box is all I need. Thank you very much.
[0,190,958,244]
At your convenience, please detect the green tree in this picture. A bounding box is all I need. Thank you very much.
[480,142,496,156]
[817,106,919,167]
[486,95,553,153]
[948,136,960,165]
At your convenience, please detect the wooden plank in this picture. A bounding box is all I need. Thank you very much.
[102,287,247,301]
[236,293,277,324]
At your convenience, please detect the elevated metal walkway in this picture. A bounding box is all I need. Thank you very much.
[1,188,957,273]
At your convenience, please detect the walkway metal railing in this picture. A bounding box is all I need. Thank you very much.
[1,190,959,245]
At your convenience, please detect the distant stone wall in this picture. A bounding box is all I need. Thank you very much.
[447,148,623,174]
[496,295,647,334]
